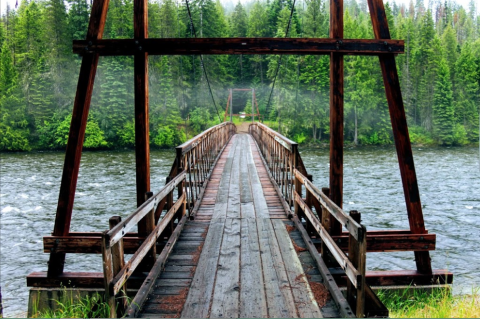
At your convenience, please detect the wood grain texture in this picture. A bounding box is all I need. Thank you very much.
[48,0,111,276]
[366,0,432,274]
[73,38,405,56]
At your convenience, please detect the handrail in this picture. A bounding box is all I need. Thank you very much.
[101,122,236,317]
[106,172,186,247]
[248,122,366,317]
[101,172,187,318]
[293,168,366,318]
[175,122,236,218]
[248,122,307,206]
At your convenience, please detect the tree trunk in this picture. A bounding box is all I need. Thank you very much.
[354,105,358,145]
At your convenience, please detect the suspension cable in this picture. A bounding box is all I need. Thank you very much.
[185,0,222,123]
[264,0,297,119]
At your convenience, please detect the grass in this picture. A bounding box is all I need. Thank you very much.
[31,292,111,318]
[378,287,480,318]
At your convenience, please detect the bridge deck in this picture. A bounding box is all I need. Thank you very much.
[139,134,340,318]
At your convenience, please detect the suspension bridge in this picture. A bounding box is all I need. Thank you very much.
[26,0,454,317]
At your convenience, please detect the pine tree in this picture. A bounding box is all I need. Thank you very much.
[230,2,247,37]
[433,59,455,145]
[454,42,479,141]
[67,0,90,40]
[0,41,17,96]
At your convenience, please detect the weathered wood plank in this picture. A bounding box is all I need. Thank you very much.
[246,137,270,219]
[181,218,225,318]
[256,218,297,318]
[272,219,323,318]
[226,138,241,219]
[210,218,241,318]
[240,218,268,318]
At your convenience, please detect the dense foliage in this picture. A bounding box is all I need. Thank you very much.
[1,0,479,151]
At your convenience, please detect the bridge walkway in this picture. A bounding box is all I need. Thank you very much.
[139,134,340,318]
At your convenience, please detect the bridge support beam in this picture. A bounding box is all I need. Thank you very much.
[367,0,432,274]
[134,0,152,237]
[329,0,344,236]
[47,0,110,277]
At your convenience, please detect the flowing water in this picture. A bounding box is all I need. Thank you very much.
[1,146,479,317]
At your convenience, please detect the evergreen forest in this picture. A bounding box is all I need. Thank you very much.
[1,0,479,151]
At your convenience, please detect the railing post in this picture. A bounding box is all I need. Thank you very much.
[321,187,336,266]
[102,230,116,318]
[144,192,156,263]
[108,216,127,316]
[347,210,366,318]
[294,173,302,218]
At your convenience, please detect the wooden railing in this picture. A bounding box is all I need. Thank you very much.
[248,122,308,207]
[168,121,236,218]
[293,169,367,317]
[100,122,235,317]
[249,122,367,317]
[101,172,187,317]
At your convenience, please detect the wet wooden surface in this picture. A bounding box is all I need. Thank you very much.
[139,134,339,318]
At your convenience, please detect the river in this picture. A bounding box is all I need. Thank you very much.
[0,146,479,317]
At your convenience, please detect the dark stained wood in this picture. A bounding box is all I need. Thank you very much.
[329,233,436,252]
[48,0,111,276]
[330,269,454,287]
[73,38,404,56]
[109,216,127,315]
[346,211,366,317]
[329,0,344,237]
[112,194,185,295]
[367,0,432,274]
[134,0,151,235]
[126,215,187,318]
[26,272,146,288]
[101,230,116,317]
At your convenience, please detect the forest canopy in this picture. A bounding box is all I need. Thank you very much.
[0,0,479,151]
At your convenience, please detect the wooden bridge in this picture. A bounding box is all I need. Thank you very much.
[26,0,454,316]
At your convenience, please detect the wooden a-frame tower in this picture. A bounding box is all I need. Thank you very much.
[30,0,453,289]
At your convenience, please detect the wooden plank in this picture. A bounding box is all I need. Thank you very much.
[210,218,241,318]
[26,272,145,288]
[256,218,297,318]
[271,219,322,318]
[212,137,237,219]
[48,0,111,276]
[125,214,187,318]
[226,137,241,219]
[240,218,268,318]
[246,137,270,219]
[291,215,355,318]
[367,0,432,274]
[181,218,225,318]
[330,233,436,252]
[239,136,255,219]
[330,269,453,287]
[74,38,405,56]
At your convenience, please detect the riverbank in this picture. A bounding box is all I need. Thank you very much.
[379,287,480,318]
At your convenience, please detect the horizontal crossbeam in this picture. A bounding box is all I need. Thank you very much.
[73,38,404,56]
